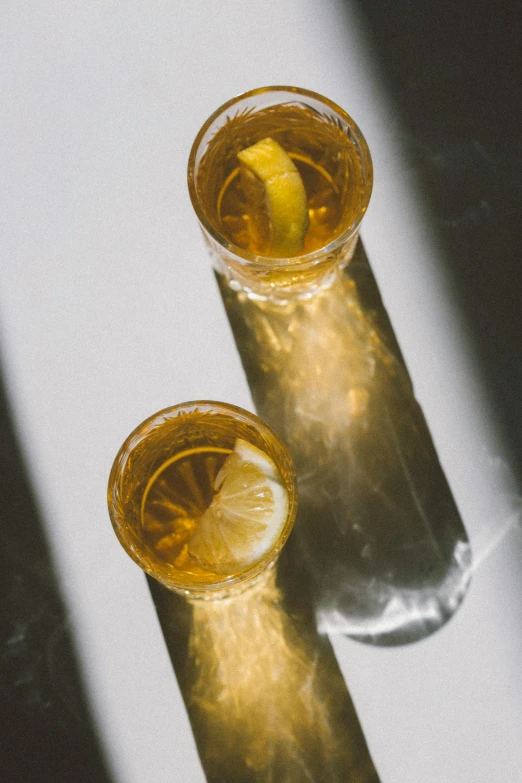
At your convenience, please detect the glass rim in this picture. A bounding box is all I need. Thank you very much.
[107,400,298,595]
[187,85,373,269]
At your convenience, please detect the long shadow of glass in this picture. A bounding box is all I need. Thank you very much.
[148,541,380,783]
[217,241,472,645]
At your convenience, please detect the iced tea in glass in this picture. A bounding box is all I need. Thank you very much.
[107,402,297,598]
[188,86,373,302]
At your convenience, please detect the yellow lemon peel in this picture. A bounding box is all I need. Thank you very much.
[238,137,309,257]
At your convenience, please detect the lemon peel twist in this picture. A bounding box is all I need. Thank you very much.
[238,137,309,257]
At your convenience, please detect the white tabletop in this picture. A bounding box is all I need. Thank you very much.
[2,1,521,781]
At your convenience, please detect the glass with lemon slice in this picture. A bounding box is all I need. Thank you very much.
[188,86,373,302]
[107,402,297,598]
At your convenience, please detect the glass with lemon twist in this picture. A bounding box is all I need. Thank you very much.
[107,402,297,597]
[188,86,373,302]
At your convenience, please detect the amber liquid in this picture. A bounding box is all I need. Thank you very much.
[197,103,367,258]
[141,446,231,583]
[219,154,342,256]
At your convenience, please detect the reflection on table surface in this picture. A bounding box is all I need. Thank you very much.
[219,242,472,645]
[149,546,380,783]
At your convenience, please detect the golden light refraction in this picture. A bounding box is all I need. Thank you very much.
[149,555,380,782]
[219,241,472,645]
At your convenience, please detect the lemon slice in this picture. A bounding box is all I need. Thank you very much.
[238,137,309,257]
[187,438,289,574]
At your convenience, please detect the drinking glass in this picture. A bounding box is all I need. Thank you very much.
[107,401,297,598]
[188,86,373,302]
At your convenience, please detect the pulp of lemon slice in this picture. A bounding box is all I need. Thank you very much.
[187,438,289,575]
[237,137,309,257]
